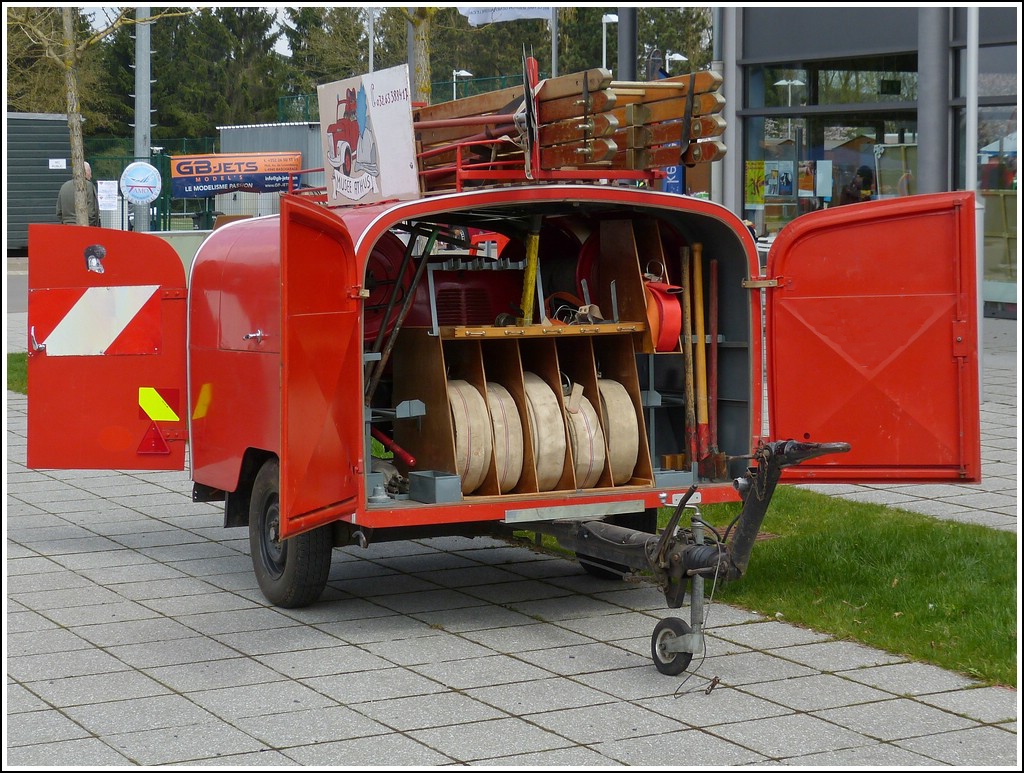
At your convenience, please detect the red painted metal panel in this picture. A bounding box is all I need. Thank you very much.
[27,225,187,471]
[279,196,364,538]
[766,192,980,483]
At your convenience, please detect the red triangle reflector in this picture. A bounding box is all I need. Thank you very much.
[137,421,171,455]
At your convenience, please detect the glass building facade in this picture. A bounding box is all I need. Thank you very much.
[721,7,1017,317]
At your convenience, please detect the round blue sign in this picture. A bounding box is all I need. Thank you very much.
[120,162,162,205]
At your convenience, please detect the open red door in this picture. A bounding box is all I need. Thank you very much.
[766,192,980,483]
[278,196,364,539]
[27,225,187,470]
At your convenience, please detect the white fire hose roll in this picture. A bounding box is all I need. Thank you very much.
[523,373,566,491]
[598,379,639,485]
[486,382,524,493]
[447,380,492,494]
[565,393,606,489]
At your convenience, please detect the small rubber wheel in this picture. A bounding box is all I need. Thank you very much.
[249,458,332,608]
[651,617,694,675]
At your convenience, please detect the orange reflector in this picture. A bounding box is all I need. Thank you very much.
[137,421,171,455]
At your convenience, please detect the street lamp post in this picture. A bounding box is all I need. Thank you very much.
[453,69,472,101]
[774,78,805,139]
[665,52,687,74]
[602,13,617,71]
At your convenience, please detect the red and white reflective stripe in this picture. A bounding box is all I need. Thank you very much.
[41,285,161,356]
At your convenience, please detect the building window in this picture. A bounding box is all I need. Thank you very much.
[743,58,919,236]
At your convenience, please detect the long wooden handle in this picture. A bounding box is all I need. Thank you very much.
[692,243,710,460]
[679,246,697,465]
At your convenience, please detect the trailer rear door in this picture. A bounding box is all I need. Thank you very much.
[766,191,981,483]
[278,195,363,539]
[26,225,188,470]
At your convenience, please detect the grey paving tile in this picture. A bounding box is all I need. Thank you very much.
[6,627,95,657]
[140,589,257,616]
[782,741,946,766]
[44,599,163,627]
[529,700,688,744]
[812,697,978,740]
[515,639,651,676]
[67,615,201,648]
[5,708,92,746]
[508,592,636,623]
[302,666,447,704]
[707,619,834,649]
[185,749,300,766]
[74,560,189,585]
[353,690,507,731]
[895,724,1019,766]
[23,670,171,708]
[574,664,703,701]
[467,676,615,715]
[105,723,267,765]
[360,630,497,666]
[253,644,393,678]
[8,649,131,681]
[840,660,982,696]
[105,635,241,669]
[108,575,225,601]
[314,609,442,644]
[408,716,575,762]
[11,584,126,611]
[171,606,301,636]
[740,673,895,711]
[276,596,396,625]
[639,686,794,727]
[410,602,540,633]
[708,712,876,758]
[144,657,288,693]
[915,685,1020,724]
[773,639,907,671]
[186,679,340,720]
[409,653,555,689]
[5,682,52,713]
[234,704,392,747]
[593,727,768,766]
[4,737,134,766]
[696,649,821,686]
[471,745,623,766]
[416,563,528,588]
[460,578,575,604]
[554,610,663,641]
[5,555,65,575]
[62,694,220,735]
[368,587,490,615]
[282,732,454,766]
[212,626,344,658]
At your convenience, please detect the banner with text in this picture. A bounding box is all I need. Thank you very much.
[170,152,302,198]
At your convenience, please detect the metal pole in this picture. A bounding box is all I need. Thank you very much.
[134,6,152,232]
[368,8,375,72]
[965,7,984,400]
[710,6,724,204]
[550,8,558,77]
[617,8,637,82]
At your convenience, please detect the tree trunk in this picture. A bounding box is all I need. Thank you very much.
[62,7,88,226]
[410,7,435,104]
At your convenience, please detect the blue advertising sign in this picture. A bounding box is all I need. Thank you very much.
[170,152,302,198]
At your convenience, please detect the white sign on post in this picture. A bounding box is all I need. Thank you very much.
[97,180,119,211]
[317,64,419,206]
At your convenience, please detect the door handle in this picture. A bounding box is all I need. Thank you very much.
[29,326,46,352]
[243,329,266,344]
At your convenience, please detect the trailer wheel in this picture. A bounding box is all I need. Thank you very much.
[577,509,658,580]
[249,458,332,608]
[651,617,693,676]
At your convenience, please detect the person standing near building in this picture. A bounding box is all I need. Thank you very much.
[839,164,874,205]
[56,161,101,226]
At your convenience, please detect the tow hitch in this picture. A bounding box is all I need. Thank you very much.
[534,439,851,674]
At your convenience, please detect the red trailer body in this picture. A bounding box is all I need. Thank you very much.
[26,186,980,657]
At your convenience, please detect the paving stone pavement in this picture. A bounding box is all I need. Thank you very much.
[4,311,1019,767]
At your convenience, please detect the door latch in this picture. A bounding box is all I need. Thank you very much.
[243,329,267,344]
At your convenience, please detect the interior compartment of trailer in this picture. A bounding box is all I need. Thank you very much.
[361,199,754,506]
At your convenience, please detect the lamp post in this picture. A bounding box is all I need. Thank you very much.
[665,52,687,74]
[774,78,805,139]
[602,13,618,71]
[453,69,472,101]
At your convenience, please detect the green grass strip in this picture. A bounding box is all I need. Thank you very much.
[7,352,27,394]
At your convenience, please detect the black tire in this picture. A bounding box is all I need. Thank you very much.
[577,508,658,581]
[248,458,332,608]
[651,617,694,675]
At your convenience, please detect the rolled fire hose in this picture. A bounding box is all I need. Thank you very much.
[523,373,566,491]
[485,382,524,493]
[645,281,684,352]
[598,379,639,485]
[565,391,606,489]
[447,380,492,494]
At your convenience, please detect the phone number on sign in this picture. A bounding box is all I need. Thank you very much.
[373,87,409,107]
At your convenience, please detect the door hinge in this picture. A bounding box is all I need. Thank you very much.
[349,286,370,299]
[952,319,971,357]
[742,276,784,289]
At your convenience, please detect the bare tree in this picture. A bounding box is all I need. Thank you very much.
[7,6,190,225]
